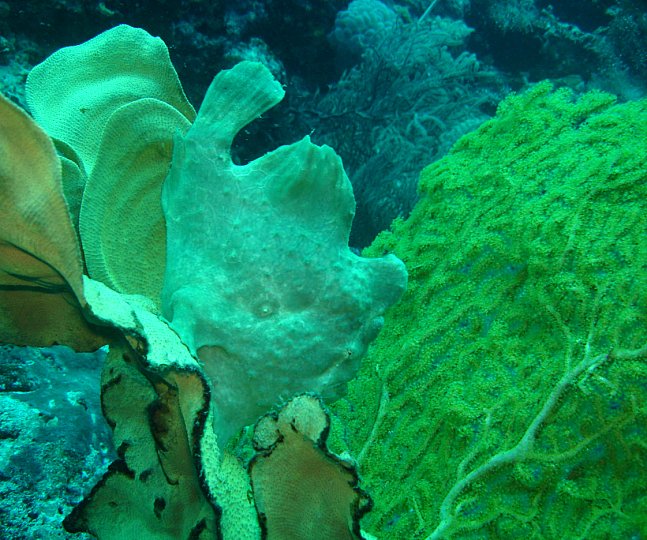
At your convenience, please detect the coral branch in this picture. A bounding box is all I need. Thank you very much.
[427,342,647,539]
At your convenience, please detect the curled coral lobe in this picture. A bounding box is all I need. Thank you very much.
[26,25,196,308]
[26,24,195,174]
[62,280,223,539]
[0,93,83,296]
[250,395,371,540]
[79,98,191,305]
[64,339,220,539]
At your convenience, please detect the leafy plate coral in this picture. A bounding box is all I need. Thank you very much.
[0,25,407,539]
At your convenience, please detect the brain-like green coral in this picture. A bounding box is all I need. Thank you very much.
[333,82,647,539]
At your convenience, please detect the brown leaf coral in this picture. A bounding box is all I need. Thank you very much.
[251,395,371,540]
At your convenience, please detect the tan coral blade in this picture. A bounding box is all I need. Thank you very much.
[250,395,372,540]
[0,93,105,349]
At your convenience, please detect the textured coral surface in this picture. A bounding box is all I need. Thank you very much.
[333,83,647,539]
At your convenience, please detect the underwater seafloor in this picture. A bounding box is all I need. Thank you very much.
[1,1,646,539]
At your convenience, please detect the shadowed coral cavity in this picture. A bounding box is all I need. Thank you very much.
[250,395,370,540]
[161,61,407,443]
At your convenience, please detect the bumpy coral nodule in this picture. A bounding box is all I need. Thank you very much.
[161,61,407,444]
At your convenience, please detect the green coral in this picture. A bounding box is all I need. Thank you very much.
[2,25,405,539]
[333,82,647,539]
